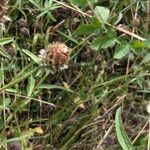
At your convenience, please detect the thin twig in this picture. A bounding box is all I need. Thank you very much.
[96,123,114,150]
[111,25,145,41]
[132,121,149,144]
[126,1,140,75]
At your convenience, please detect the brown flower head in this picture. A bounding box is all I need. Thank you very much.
[46,42,71,69]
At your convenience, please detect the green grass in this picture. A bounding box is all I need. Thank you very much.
[0,0,150,149]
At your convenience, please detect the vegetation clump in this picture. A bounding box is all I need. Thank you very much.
[0,0,149,149]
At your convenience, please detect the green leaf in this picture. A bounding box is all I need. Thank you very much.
[94,6,110,23]
[47,11,56,22]
[74,24,97,35]
[114,43,130,59]
[0,38,13,46]
[0,48,11,58]
[101,38,116,49]
[74,18,100,35]
[140,53,150,65]
[0,98,11,110]
[91,37,116,51]
[0,64,3,88]
[115,107,134,150]
[69,0,88,8]
[28,0,40,8]
[91,30,117,50]
[22,49,41,64]
[143,39,150,48]
[37,10,49,18]
[38,84,74,93]
[0,66,39,92]
[0,135,32,145]
[0,116,4,130]
[57,30,78,44]
[133,39,150,49]
[91,0,98,3]
[27,75,35,96]
[133,40,145,48]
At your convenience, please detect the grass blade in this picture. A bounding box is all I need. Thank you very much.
[22,49,41,64]
[115,107,134,150]
[38,84,74,93]
[0,38,13,45]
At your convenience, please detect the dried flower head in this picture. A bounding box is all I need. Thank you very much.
[39,42,71,70]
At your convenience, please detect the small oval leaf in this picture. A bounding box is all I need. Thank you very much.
[114,43,130,59]
[94,6,110,23]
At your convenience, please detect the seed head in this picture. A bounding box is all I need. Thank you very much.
[47,42,71,69]
[39,42,71,70]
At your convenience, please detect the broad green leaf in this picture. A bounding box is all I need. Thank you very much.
[91,30,117,50]
[69,0,88,8]
[114,43,130,59]
[115,107,134,150]
[22,49,41,64]
[140,53,150,64]
[0,47,11,58]
[38,84,74,93]
[27,75,35,96]
[94,6,110,23]
[74,18,100,35]
[91,37,116,51]
[143,39,150,48]
[74,24,98,35]
[0,38,13,46]
[101,38,116,49]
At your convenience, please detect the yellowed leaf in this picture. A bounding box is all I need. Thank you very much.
[73,97,85,109]
[62,82,70,89]
[33,127,44,135]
